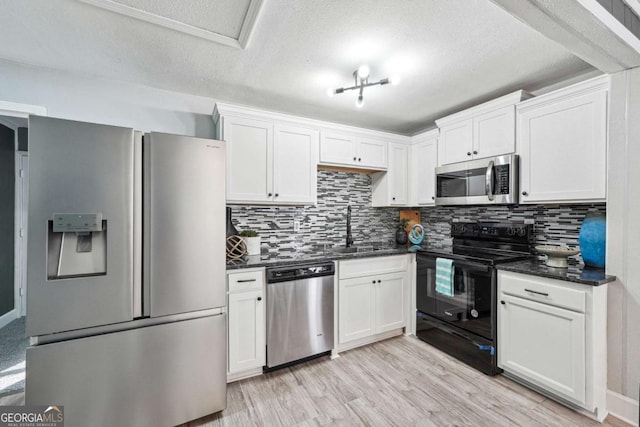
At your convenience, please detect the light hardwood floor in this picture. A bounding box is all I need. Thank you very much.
[186,336,631,427]
[2,336,632,426]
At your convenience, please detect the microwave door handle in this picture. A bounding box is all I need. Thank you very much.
[485,160,495,201]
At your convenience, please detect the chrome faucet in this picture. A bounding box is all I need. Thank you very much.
[346,205,354,248]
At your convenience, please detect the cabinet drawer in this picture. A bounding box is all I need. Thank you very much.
[228,270,264,293]
[339,255,408,279]
[499,271,585,313]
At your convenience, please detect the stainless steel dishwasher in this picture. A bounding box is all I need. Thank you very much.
[266,262,335,369]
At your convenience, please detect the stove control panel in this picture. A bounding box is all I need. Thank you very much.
[451,222,532,242]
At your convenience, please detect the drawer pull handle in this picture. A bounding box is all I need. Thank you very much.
[524,288,549,297]
[237,279,257,283]
[500,300,505,305]
[257,297,262,301]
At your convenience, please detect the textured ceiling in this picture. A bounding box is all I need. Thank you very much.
[110,0,252,38]
[0,0,593,135]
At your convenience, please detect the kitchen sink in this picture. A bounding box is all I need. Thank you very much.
[331,247,361,254]
[330,246,396,254]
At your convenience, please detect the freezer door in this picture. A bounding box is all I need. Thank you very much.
[26,314,227,427]
[144,133,226,317]
[26,116,136,336]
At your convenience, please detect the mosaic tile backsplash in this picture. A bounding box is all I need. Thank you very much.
[229,170,606,263]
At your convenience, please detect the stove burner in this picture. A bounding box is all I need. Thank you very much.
[418,221,534,265]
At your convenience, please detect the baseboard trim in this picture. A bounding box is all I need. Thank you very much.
[607,389,639,426]
[0,309,17,330]
[335,328,404,354]
[226,367,263,383]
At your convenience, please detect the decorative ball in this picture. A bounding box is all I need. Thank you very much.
[409,223,425,245]
[226,235,247,261]
[579,212,606,268]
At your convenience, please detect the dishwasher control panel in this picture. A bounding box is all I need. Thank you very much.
[266,262,335,283]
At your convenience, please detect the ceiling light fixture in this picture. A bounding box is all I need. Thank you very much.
[327,65,397,108]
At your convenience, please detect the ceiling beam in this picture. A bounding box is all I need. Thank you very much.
[78,0,264,49]
[490,0,640,72]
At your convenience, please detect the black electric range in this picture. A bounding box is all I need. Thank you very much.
[415,222,534,375]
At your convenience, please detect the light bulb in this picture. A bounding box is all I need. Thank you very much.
[326,88,336,97]
[357,65,370,79]
[355,95,364,108]
[389,75,401,85]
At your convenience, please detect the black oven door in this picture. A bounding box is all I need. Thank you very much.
[416,254,496,340]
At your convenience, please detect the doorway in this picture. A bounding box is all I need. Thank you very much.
[0,102,44,404]
[0,116,27,398]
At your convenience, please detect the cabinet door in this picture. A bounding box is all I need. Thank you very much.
[498,294,586,405]
[319,132,357,165]
[437,120,472,165]
[518,90,607,203]
[339,277,375,344]
[223,116,273,203]
[273,125,319,204]
[412,139,437,205]
[473,105,515,159]
[375,272,406,333]
[228,289,265,374]
[357,138,388,169]
[388,143,408,205]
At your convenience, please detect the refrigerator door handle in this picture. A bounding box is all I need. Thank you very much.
[133,131,143,319]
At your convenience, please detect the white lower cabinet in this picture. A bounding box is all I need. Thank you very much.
[375,272,406,333]
[339,276,375,342]
[497,271,607,420]
[227,269,265,379]
[338,256,408,347]
[499,293,586,404]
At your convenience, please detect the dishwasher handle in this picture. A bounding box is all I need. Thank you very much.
[266,262,335,284]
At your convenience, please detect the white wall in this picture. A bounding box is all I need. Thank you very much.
[0,60,218,137]
[608,67,640,403]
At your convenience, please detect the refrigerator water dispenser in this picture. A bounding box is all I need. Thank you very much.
[47,213,107,279]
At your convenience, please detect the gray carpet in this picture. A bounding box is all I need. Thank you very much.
[0,317,27,396]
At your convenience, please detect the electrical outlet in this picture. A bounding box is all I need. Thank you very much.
[293,220,301,232]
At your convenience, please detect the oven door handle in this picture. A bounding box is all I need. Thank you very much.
[417,255,491,273]
[452,260,491,273]
[485,160,495,201]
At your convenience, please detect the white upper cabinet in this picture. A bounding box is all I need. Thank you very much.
[319,132,357,165]
[436,91,530,166]
[223,116,274,203]
[437,119,473,165]
[356,138,387,169]
[319,131,388,170]
[410,129,439,206]
[474,105,516,158]
[517,76,608,204]
[371,142,409,207]
[273,125,318,204]
[214,104,318,205]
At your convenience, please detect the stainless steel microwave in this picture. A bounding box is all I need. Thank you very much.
[435,154,519,205]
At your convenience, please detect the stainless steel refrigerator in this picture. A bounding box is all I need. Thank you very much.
[25,116,227,427]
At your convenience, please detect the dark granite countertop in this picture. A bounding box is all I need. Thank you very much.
[226,245,420,270]
[496,259,615,286]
